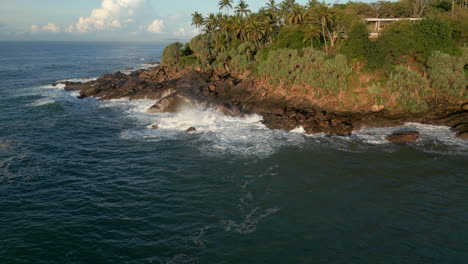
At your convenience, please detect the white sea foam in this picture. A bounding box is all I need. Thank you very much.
[90,98,468,156]
[354,123,466,146]
[26,82,85,107]
[56,77,98,83]
[27,98,56,107]
[105,100,307,158]
[34,79,466,157]
[221,207,280,234]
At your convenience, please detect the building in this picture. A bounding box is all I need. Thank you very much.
[364,18,423,38]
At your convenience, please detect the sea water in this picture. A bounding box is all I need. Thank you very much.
[0,42,467,264]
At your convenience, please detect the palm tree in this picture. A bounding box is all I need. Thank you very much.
[204,13,219,33]
[191,12,204,29]
[261,15,277,44]
[218,0,233,14]
[231,16,247,40]
[266,0,278,13]
[219,14,232,47]
[287,4,305,25]
[283,0,296,10]
[311,5,332,52]
[302,24,321,48]
[278,1,291,24]
[246,16,266,49]
[235,0,251,17]
[306,0,319,9]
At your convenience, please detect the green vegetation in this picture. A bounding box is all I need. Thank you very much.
[427,49,468,97]
[160,0,467,113]
[161,42,183,67]
[258,48,352,96]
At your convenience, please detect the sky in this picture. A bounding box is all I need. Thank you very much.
[0,0,319,42]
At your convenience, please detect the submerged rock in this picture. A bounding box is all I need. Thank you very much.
[386,131,420,143]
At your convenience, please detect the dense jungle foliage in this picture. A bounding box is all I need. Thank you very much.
[161,0,468,112]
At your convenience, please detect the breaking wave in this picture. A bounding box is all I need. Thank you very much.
[95,99,468,157]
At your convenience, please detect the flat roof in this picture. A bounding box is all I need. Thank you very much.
[364,18,423,22]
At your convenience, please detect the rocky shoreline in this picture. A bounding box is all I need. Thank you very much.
[57,66,468,142]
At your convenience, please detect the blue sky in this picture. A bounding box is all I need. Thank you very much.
[0,0,319,42]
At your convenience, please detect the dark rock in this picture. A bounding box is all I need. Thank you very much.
[216,104,241,116]
[386,131,420,143]
[208,84,217,92]
[149,124,159,129]
[53,81,78,87]
[327,122,353,136]
[452,123,468,139]
[146,93,194,113]
[302,121,323,134]
[262,114,298,131]
[186,127,196,133]
[462,103,468,111]
[273,107,285,116]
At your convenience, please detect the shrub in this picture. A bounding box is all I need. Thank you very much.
[190,34,214,67]
[341,22,369,61]
[161,42,183,67]
[365,42,386,69]
[341,22,386,69]
[179,55,200,68]
[387,65,430,113]
[228,42,257,72]
[258,48,352,95]
[413,18,456,61]
[379,18,457,62]
[379,21,417,62]
[427,50,467,97]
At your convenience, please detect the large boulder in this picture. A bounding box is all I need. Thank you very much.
[326,122,354,136]
[386,131,420,143]
[261,114,298,131]
[452,123,468,139]
[146,93,195,113]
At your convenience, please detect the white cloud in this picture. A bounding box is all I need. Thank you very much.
[42,22,60,33]
[147,19,165,34]
[65,25,75,33]
[172,27,201,37]
[72,0,146,33]
[31,24,40,33]
[30,22,60,33]
[173,28,187,36]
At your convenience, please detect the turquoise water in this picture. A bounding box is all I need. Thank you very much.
[0,42,467,264]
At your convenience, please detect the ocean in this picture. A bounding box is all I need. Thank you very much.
[0,41,467,264]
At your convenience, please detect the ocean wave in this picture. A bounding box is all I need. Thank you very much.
[45,89,467,157]
[27,98,57,107]
[89,98,468,157]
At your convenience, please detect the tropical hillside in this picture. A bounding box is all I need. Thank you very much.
[162,0,468,113]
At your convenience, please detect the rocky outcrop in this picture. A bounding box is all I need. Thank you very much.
[386,131,420,143]
[146,93,195,113]
[452,123,468,139]
[60,66,468,139]
[186,127,196,133]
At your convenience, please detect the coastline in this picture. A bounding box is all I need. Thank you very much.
[58,65,468,142]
